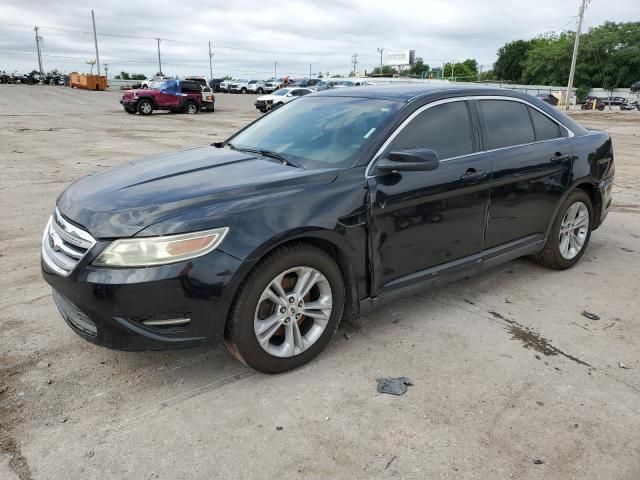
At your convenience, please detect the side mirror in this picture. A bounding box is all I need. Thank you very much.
[375,149,440,174]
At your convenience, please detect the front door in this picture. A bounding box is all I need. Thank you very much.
[476,99,573,249]
[367,99,491,294]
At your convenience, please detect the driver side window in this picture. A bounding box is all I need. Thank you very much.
[389,101,475,160]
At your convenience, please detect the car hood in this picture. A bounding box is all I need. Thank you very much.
[57,146,338,238]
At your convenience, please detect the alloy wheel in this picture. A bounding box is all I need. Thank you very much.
[254,266,332,358]
[559,201,589,260]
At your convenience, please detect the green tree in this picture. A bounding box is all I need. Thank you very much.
[443,59,479,81]
[408,58,429,77]
[372,65,398,76]
[494,40,534,81]
[493,21,640,88]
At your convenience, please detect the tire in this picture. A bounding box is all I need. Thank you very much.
[137,99,154,115]
[183,101,198,114]
[257,88,264,94]
[532,189,593,270]
[225,243,345,374]
[124,106,137,114]
[241,87,247,94]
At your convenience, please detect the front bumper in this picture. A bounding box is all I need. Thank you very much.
[42,248,247,351]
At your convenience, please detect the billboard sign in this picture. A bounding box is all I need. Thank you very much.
[386,50,415,67]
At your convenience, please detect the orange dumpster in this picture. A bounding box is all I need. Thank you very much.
[69,72,108,91]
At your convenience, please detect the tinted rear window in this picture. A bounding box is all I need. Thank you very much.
[480,100,535,149]
[528,107,563,141]
[389,101,474,160]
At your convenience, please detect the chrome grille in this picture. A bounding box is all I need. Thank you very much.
[42,208,96,276]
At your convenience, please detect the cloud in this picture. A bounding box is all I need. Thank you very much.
[0,0,638,77]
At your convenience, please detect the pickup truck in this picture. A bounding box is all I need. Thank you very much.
[120,79,205,115]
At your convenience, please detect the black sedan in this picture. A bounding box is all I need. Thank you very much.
[42,85,614,373]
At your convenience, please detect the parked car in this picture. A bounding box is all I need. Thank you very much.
[219,79,236,93]
[42,85,614,373]
[264,78,288,92]
[209,78,224,92]
[288,78,322,88]
[601,96,627,106]
[185,77,216,112]
[141,75,171,89]
[120,79,204,115]
[536,93,559,106]
[333,79,373,88]
[254,87,313,112]
[247,80,267,94]
[230,79,251,94]
[314,79,341,91]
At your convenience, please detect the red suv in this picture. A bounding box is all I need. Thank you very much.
[121,79,208,115]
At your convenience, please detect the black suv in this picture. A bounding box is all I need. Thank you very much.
[43,85,614,373]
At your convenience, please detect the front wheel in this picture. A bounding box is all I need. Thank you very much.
[225,243,345,373]
[241,87,247,94]
[124,106,137,114]
[137,99,154,115]
[256,88,264,94]
[532,190,593,270]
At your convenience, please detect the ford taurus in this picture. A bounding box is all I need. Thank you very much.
[41,85,614,373]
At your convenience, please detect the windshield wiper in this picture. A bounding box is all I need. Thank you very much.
[213,143,299,168]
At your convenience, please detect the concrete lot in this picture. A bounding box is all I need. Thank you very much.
[0,85,639,480]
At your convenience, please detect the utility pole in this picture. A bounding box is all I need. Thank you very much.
[377,48,384,73]
[208,41,214,79]
[565,0,588,110]
[309,62,318,78]
[351,53,358,76]
[34,26,43,73]
[156,38,163,76]
[91,10,100,75]
[274,61,278,78]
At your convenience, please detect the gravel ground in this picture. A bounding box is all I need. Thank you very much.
[0,85,639,480]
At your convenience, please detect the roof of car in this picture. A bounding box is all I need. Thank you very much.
[313,83,522,102]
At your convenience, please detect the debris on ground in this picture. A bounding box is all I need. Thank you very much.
[618,362,631,369]
[376,377,413,396]
[276,426,283,431]
[581,311,601,321]
[343,333,351,340]
[385,456,397,469]
[533,459,545,465]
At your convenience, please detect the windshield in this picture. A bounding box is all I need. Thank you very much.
[229,97,401,168]
[273,89,291,96]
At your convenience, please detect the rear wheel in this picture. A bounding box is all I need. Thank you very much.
[256,87,264,94]
[183,101,198,114]
[241,87,248,94]
[137,99,154,115]
[532,189,593,270]
[225,243,345,373]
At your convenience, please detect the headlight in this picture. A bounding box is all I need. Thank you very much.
[93,227,229,267]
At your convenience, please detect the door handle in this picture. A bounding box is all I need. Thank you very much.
[460,169,487,182]
[550,153,570,163]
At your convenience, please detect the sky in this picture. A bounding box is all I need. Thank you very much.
[0,0,638,79]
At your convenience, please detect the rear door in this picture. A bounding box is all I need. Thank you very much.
[478,98,573,250]
[367,99,491,294]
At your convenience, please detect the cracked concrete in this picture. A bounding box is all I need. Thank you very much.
[1,86,639,479]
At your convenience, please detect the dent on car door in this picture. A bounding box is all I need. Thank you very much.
[478,99,573,251]
[367,100,491,294]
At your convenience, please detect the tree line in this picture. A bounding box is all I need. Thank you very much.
[492,21,640,94]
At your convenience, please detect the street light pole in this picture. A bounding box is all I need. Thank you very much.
[91,10,100,75]
[34,26,43,73]
[309,62,318,78]
[274,61,278,78]
[208,41,214,79]
[156,38,163,76]
[377,48,384,72]
[565,0,588,110]
[351,53,358,76]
